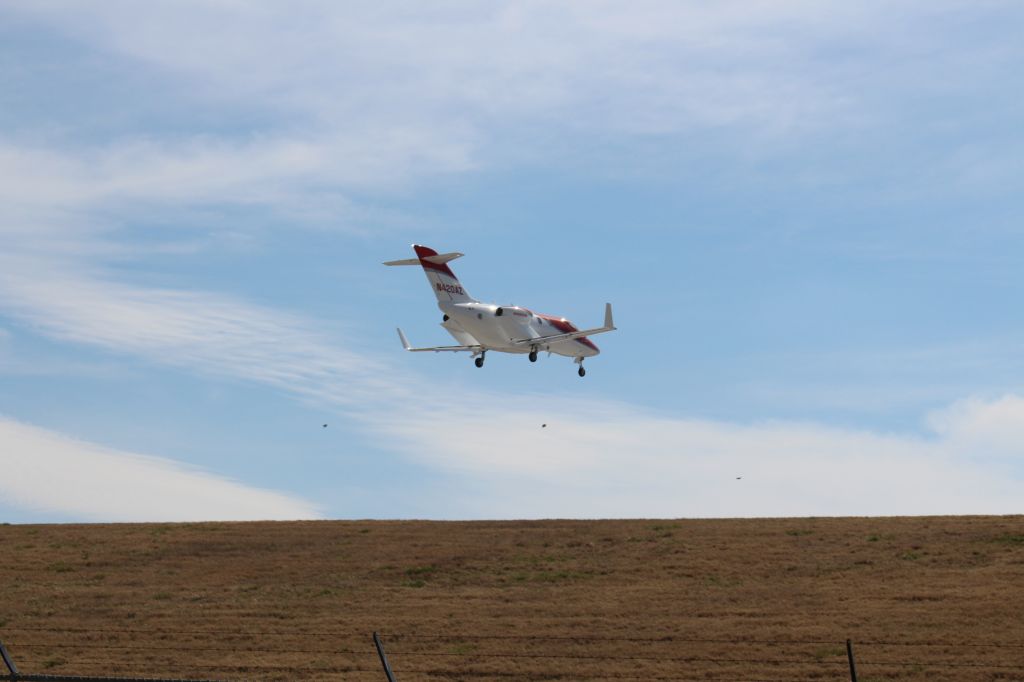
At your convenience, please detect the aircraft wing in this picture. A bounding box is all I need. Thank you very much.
[510,303,616,347]
[396,328,482,353]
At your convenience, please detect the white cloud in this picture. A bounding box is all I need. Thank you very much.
[374,395,1023,518]
[928,394,1024,460]
[0,417,320,521]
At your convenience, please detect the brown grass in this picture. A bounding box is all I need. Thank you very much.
[2,516,1024,680]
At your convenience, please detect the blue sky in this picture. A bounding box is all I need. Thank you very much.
[2,1,1023,522]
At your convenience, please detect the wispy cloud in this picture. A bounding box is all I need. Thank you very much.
[0,257,401,408]
[10,2,874,138]
[3,1,1018,240]
[0,132,475,232]
[22,2,1016,138]
[0,417,320,521]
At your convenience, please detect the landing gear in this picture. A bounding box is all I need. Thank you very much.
[578,366,586,377]
[528,348,538,363]
[474,353,485,368]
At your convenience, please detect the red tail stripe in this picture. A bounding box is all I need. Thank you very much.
[413,245,457,278]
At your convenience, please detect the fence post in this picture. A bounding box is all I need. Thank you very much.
[846,639,857,682]
[0,640,18,680]
[373,632,398,682]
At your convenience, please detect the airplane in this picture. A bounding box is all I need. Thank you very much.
[384,244,616,377]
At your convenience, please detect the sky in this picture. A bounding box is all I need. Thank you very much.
[1,1,1023,522]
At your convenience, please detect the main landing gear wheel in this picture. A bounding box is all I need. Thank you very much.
[578,366,586,377]
[529,350,538,363]
[474,354,485,368]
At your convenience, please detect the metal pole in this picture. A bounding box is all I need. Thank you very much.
[373,632,398,682]
[846,638,858,682]
[0,640,18,679]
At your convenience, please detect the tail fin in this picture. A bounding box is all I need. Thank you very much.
[384,244,475,303]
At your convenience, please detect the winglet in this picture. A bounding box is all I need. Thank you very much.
[396,328,412,351]
[604,303,615,330]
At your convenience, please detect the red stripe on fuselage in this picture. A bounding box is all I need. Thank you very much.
[534,312,599,352]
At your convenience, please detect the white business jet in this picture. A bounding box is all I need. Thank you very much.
[385,245,615,377]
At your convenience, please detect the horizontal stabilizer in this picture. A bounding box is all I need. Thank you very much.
[383,251,464,266]
[423,252,464,265]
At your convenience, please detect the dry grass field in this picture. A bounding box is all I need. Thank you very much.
[2,516,1024,681]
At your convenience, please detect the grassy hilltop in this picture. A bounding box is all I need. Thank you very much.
[2,517,1023,681]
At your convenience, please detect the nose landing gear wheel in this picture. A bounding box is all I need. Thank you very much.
[475,356,485,368]
[578,366,586,377]
[529,350,538,363]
